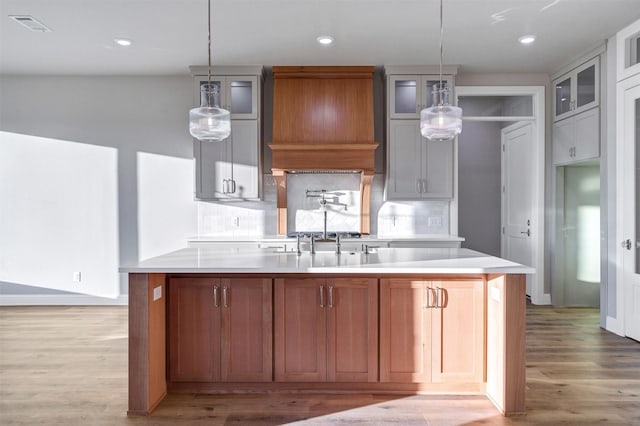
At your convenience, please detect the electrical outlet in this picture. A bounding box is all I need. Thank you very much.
[427,216,442,227]
[73,271,82,283]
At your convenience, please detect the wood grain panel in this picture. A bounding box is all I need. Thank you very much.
[275,279,327,382]
[485,274,526,416]
[380,279,431,383]
[327,278,378,382]
[431,279,485,383]
[168,278,219,382]
[128,273,167,416]
[221,278,273,382]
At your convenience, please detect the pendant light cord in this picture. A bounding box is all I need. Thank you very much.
[438,0,444,106]
[207,0,212,86]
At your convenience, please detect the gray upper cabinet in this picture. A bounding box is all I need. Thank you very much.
[384,66,457,200]
[190,66,263,200]
[553,57,599,122]
[387,120,453,200]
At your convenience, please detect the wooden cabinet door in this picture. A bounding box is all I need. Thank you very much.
[431,279,485,383]
[275,278,327,382]
[379,279,432,383]
[221,278,272,382]
[326,278,378,382]
[168,278,221,382]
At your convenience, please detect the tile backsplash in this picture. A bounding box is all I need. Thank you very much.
[197,174,450,236]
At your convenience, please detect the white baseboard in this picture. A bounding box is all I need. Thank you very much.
[606,315,625,337]
[0,294,128,306]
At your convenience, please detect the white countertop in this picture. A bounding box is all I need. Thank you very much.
[187,234,465,243]
[120,247,533,275]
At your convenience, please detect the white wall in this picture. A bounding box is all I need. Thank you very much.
[0,75,197,304]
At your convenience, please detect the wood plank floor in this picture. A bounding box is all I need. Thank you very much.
[0,305,638,425]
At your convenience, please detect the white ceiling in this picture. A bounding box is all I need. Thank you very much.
[2,0,640,75]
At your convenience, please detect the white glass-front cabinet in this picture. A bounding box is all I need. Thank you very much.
[387,120,453,199]
[553,57,599,121]
[389,75,454,119]
[191,66,263,200]
[193,76,259,120]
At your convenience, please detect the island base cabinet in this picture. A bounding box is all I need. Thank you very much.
[380,278,485,384]
[168,277,272,383]
[275,278,378,382]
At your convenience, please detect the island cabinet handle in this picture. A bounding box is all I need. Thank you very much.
[424,287,437,309]
[435,287,447,308]
[222,286,228,308]
[328,286,334,308]
[213,285,219,308]
[319,285,325,308]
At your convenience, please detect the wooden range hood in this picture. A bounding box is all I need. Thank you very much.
[269,66,378,235]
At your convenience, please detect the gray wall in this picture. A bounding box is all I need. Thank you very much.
[458,120,502,257]
[0,75,197,299]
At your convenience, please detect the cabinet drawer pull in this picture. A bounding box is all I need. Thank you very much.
[319,285,325,308]
[222,286,228,308]
[213,285,219,308]
[435,287,442,308]
[416,179,421,194]
[328,285,334,308]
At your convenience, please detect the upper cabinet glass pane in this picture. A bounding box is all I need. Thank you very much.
[458,95,534,117]
[230,80,253,114]
[576,65,596,108]
[555,78,572,117]
[632,33,640,67]
[394,80,417,114]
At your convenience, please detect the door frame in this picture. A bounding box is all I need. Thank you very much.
[612,72,640,336]
[455,86,547,304]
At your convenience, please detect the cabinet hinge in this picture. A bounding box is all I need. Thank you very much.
[502,144,505,152]
[502,226,505,234]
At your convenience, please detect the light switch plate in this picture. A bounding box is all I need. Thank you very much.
[153,286,162,301]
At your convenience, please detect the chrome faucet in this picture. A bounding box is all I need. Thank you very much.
[310,234,316,254]
[296,235,302,256]
[335,234,341,255]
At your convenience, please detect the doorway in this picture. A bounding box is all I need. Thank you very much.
[455,86,546,304]
[617,73,640,341]
[555,162,601,307]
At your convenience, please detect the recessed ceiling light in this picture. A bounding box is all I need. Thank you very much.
[518,35,536,45]
[114,38,133,47]
[316,36,334,45]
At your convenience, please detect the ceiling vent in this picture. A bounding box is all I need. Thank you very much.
[9,15,52,32]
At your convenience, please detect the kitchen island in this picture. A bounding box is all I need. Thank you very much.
[121,247,532,417]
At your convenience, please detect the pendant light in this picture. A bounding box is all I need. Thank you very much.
[189,0,231,142]
[420,0,462,141]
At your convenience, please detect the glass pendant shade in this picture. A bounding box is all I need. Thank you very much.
[420,84,462,141]
[189,82,231,142]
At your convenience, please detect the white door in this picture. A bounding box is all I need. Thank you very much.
[502,122,535,296]
[621,76,640,341]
